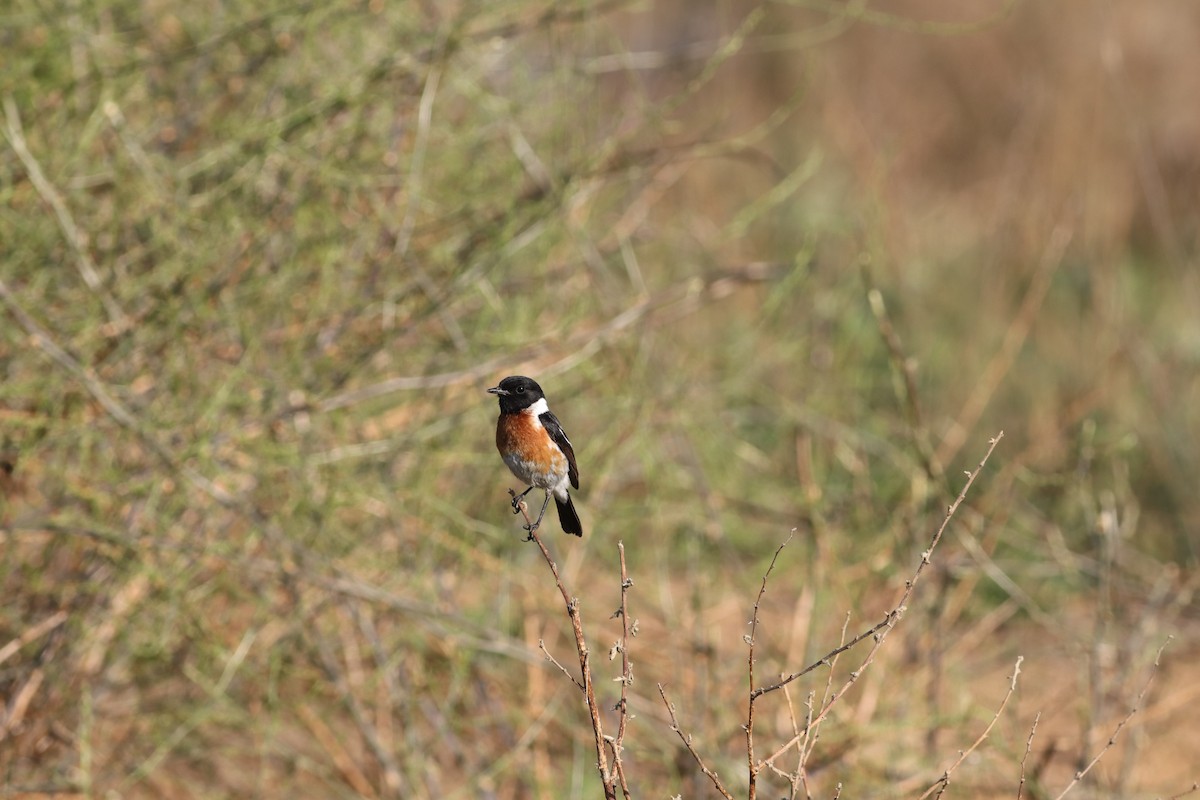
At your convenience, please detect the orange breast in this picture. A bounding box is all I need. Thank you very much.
[496,412,567,487]
[497,413,549,464]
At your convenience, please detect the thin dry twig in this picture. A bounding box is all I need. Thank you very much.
[538,639,585,691]
[920,656,1023,800]
[609,540,635,799]
[758,432,1005,769]
[1161,782,1200,800]
[1017,711,1041,800]
[776,683,805,798]
[1052,637,1172,800]
[797,613,850,781]
[747,532,795,800]
[657,683,735,800]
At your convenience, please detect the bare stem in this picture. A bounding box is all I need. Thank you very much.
[1016,711,1041,800]
[538,639,584,691]
[1163,783,1200,800]
[920,655,1023,800]
[747,532,794,799]
[657,683,735,800]
[611,541,634,800]
[1052,637,1171,800]
[511,489,618,800]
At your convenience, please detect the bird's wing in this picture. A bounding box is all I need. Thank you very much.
[539,410,579,489]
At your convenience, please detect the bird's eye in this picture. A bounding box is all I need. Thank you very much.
[516,386,525,394]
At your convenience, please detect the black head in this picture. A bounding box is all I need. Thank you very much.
[487,375,546,414]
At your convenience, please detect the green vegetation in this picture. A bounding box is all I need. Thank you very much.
[2,1,1197,797]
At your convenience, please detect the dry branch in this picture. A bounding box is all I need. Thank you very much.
[919,656,1023,800]
[609,541,634,799]
[746,532,794,800]
[1016,711,1041,800]
[1053,638,1172,800]
[511,489,619,800]
[657,683,735,800]
[758,431,1004,770]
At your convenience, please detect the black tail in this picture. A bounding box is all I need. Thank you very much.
[556,494,583,537]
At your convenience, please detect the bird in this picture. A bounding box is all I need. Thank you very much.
[487,375,582,537]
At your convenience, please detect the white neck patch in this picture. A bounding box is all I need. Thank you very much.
[525,397,550,417]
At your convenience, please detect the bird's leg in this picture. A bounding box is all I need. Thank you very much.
[524,491,552,538]
[511,485,535,513]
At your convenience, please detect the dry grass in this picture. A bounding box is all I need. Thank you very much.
[2,0,1198,797]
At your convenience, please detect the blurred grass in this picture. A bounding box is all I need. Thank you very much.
[2,0,1199,797]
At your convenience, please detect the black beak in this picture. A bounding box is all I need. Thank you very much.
[487,386,508,396]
